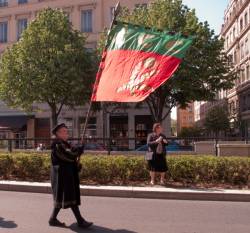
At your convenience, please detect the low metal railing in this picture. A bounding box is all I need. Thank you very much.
[1,136,249,155]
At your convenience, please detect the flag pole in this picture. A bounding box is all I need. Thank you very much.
[81,2,121,141]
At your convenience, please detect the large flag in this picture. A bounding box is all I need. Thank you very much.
[91,22,193,102]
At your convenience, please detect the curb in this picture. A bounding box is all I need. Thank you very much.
[1,181,250,202]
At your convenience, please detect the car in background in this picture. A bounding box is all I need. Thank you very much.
[135,140,192,152]
[84,142,106,151]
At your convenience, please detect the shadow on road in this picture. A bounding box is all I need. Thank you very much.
[0,217,18,228]
[69,223,137,233]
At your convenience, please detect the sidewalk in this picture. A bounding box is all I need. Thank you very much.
[0,180,250,202]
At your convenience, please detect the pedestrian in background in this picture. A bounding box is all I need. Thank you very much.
[147,123,168,185]
[49,123,93,229]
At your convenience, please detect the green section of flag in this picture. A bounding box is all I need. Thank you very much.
[107,22,193,59]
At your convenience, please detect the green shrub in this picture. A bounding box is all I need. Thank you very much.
[0,154,14,179]
[0,152,250,187]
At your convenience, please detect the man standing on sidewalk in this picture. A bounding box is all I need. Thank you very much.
[49,123,93,229]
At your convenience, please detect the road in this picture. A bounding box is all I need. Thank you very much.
[0,191,250,233]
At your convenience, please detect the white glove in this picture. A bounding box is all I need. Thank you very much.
[156,136,163,143]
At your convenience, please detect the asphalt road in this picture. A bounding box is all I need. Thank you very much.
[0,191,250,233]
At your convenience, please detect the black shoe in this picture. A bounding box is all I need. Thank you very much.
[49,218,66,227]
[77,219,93,228]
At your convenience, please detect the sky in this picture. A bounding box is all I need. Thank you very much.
[171,0,229,120]
[182,0,229,34]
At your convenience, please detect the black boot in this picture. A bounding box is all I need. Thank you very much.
[49,218,66,227]
[71,205,93,228]
[49,207,65,227]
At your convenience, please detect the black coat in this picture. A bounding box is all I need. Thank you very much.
[147,133,168,172]
[50,139,84,209]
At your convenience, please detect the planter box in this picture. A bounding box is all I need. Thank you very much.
[217,144,250,157]
[194,141,246,155]
[194,141,215,155]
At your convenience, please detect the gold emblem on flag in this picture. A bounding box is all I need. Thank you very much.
[117,57,159,95]
[138,33,155,50]
[165,39,184,54]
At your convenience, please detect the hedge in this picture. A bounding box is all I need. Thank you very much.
[0,152,250,187]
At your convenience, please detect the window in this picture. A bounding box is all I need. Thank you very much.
[242,96,247,111]
[0,22,7,43]
[241,43,244,59]
[18,0,27,4]
[234,50,237,64]
[245,38,249,55]
[0,0,8,7]
[233,27,236,39]
[246,65,250,81]
[248,95,250,110]
[79,117,96,137]
[241,68,246,83]
[187,106,192,112]
[81,10,93,33]
[245,12,248,27]
[240,18,243,31]
[17,18,27,40]
[228,54,233,63]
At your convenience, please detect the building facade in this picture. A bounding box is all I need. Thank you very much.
[221,0,250,137]
[177,103,194,135]
[0,0,171,149]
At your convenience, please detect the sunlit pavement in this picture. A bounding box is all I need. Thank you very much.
[0,191,250,233]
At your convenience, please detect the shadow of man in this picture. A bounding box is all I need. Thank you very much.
[0,217,18,229]
[69,223,137,233]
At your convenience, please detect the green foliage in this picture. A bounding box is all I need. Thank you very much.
[0,154,14,179]
[1,152,250,187]
[179,126,203,137]
[99,0,237,122]
[0,8,96,126]
[204,105,230,136]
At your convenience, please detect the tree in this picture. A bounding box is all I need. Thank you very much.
[179,126,203,138]
[0,8,95,127]
[98,0,237,122]
[204,105,230,137]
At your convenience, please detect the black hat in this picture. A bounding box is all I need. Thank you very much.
[52,123,68,135]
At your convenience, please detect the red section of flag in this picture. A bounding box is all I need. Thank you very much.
[91,49,181,102]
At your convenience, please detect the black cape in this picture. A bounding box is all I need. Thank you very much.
[50,139,84,209]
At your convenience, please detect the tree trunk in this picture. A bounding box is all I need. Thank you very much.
[146,99,173,123]
[51,106,58,129]
[48,102,65,129]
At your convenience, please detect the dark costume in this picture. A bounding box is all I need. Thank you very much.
[49,123,92,228]
[50,139,83,209]
[147,133,168,172]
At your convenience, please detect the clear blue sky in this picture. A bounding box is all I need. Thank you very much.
[182,0,229,34]
[172,0,229,120]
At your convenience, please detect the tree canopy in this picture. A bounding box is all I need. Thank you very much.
[178,126,203,138]
[0,8,96,127]
[204,105,230,137]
